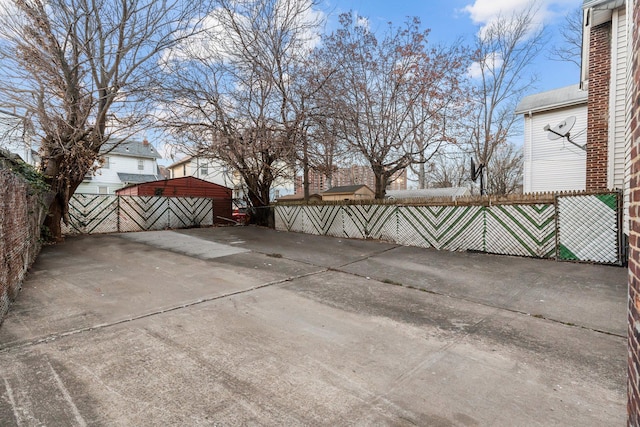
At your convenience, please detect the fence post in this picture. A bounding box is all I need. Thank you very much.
[117,195,120,233]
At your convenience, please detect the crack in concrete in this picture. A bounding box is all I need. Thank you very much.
[0,269,327,354]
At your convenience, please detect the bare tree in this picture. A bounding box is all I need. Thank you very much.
[158,0,323,224]
[465,3,547,194]
[486,142,523,194]
[548,7,582,68]
[421,148,470,189]
[0,0,203,240]
[314,14,468,198]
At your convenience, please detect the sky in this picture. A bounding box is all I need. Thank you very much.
[320,0,583,97]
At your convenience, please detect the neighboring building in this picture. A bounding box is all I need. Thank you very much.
[581,0,630,194]
[321,184,375,201]
[168,155,294,204]
[167,155,233,187]
[76,139,162,195]
[386,187,471,200]
[514,0,630,204]
[115,176,233,223]
[294,166,407,195]
[515,85,588,193]
[276,193,323,203]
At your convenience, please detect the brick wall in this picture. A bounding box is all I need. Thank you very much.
[629,0,640,424]
[0,163,47,326]
[586,22,612,191]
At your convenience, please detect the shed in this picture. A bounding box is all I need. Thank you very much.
[321,184,375,201]
[116,176,233,223]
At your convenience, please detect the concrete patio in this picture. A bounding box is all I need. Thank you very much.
[0,226,627,426]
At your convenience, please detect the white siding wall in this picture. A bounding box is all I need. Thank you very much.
[609,7,628,191]
[523,105,587,193]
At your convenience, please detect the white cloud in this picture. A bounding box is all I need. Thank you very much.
[463,0,580,31]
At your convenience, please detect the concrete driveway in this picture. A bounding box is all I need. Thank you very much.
[0,226,627,426]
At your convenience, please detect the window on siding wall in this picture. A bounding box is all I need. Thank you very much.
[98,186,108,194]
[138,159,144,170]
[103,157,110,169]
[201,165,208,176]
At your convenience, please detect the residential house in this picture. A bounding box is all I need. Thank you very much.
[168,155,295,204]
[76,139,163,195]
[515,85,588,193]
[515,0,632,230]
[321,184,375,201]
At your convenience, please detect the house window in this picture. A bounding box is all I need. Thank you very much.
[98,186,108,194]
[183,164,186,175]
[103,157,110,169]
[201,165,208,176]
[138,159,144,170]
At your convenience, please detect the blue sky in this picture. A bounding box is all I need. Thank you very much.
[320,0,583,97]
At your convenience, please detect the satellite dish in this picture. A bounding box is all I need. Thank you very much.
[543,115,586,151]
[544,116,576,140]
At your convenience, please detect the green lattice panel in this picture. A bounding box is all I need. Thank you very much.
[557,194,619,264]
[303,205,344,237]
[274,205,305,232]
[168,198,213,228]
[63,194,118,235]
[396,206,484,251]
[342,205,397,240]
[485,204,556,258]
[119,196,170,232]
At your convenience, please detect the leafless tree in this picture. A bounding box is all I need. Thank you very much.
[548,7,582,69]
[486,142,523,194]
[419,146,470,189]
[465,2,547,194]
[0,0,204,240]
[313,14,469,199]
[158,0,323,224]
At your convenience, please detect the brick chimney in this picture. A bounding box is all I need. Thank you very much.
[585,21,611,191]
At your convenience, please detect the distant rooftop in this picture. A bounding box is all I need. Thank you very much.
[386,188,470,200]
[515,84,587,115]
[323,184,372,194]
[101,139,162,160]
[117,173,162,184]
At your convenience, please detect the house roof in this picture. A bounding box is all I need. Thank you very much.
[277,193,322,201]
[515,85,588,115]
[323,184,373,195]
[386,188,470,200]
[117,173,162,184]
[168,155,193,169]
[583,0,625,10]
[101,139,162,159]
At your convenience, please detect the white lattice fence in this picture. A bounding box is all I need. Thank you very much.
[485,204,556,257]
[64,195,218,235]
[62,194,118,235]
[557,193,620,264]
[395,205,484,251]
[303,205,344,237]
[274,205,305,233]
[343,205,397,241]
